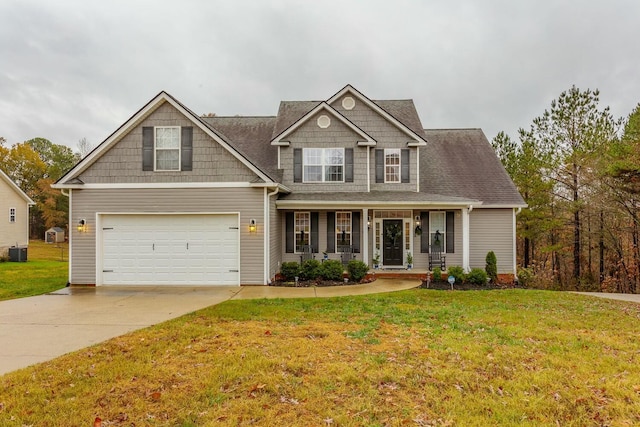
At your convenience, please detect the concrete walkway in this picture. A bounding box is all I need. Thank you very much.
[0,278,419,376]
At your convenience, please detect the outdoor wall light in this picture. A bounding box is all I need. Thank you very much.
[77,219,86,232]
[249,219,257,233]
[367,215,371,229]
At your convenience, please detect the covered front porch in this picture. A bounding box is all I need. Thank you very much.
[277,194,479,273]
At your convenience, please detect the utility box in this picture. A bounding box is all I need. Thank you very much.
[8,247,27,262]
[45,227,66,243]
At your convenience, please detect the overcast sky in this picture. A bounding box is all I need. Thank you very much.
[1,0,639,151]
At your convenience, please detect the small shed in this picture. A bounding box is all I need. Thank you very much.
[45,227,66,244]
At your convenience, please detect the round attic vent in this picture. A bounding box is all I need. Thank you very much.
[317,114,331,128]
[342,96,355,110]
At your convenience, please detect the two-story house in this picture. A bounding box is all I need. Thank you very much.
[54,85,525,286]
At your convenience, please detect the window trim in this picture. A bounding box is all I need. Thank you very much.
[154,126,181,171]
[9,207,16,223]
[384,148,401,183]
[302,148,345,183]
[336,211,352,249]
[429,211,446,252]
[294,211,311,253]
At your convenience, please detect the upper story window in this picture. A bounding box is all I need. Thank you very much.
[155,127,181,171]
[9,208,16,223]
[303,148,344,182]
[385,149,401,183]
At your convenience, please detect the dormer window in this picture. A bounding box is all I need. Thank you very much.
[303,148,344,182]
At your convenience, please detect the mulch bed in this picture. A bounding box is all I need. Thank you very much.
[270,276,377,287]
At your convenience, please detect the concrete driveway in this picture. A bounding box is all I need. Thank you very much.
[0,278,420,376]
[0,286,241,375]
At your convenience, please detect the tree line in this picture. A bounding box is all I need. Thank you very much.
[493,86,640,292]
[0,137,92,239]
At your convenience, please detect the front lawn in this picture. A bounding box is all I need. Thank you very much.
[0,240,68,301]
[1,289,639,426]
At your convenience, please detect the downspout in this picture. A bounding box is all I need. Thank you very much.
[59,188,71,287]
[265,186,280,285]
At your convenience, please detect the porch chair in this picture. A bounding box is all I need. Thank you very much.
[338,245,355,266]
[300,245,315,263]
[428,246,446,271]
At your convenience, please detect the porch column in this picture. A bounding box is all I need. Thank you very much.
[362,208,369,265]
[462,206,471,272]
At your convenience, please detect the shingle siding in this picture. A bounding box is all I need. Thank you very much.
[80,102,258,184]
[70,187,266,285]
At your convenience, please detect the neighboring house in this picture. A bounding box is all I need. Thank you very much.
[53,85,526,286]
[0,169,35,256]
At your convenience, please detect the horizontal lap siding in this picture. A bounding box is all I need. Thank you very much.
[0,183,30,251]
[469,209,514,274]
[411,209,462,270]
[70,187,265,285]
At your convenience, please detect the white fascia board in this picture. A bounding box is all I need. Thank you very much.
[474,203,528,209]
[276,200,478,210]
[270,102,376,145]
[57,92,276,186]
[250,182,292,193]
[327,85,428,145]
[53,182,257,190]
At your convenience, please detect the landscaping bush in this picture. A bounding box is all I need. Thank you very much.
[467,268,488,285]
[485,251,497,283]
[320,260,344,281]
[347,260,369,282]
[432,267,442,282]
[447,265,466,284]
[517,267,534,288]
[300,259,322,280]
[280,262,300,281]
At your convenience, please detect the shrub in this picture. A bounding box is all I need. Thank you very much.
[467,268,488,285]
[432,267,442,282]
[321,260,344,281]
[447,265,466,284]
[517,267,534,288]
[300,259,322,280]
[280,262,300,281]
[485,251,497,283]
[347,260,369,282]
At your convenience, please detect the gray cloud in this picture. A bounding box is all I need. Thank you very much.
[1,0,639,150]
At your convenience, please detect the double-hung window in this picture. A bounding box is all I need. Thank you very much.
[9,208,16,223]
[429,211,446,252]
[385,149,401,183]
[294,212,310,252]
[303,148,344,182]
[336,212,352,248]
[155,127,181,171]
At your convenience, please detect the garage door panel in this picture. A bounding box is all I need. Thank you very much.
[101,214,239,286]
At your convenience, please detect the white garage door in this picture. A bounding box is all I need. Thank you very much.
[100,214,239,286]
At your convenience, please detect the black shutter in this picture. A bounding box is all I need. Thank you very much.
[375,149,384,183]
[142,127,154,171]
[326,212,335,253]
[420,211,429,253]
[285,212,294,253]
[345,148,353,182]
[446,211,455,253]
[293,149,302,183]
[181,127,193,171]
[352,212,361,253]
[311,212,319,253]
[401,149,410,183]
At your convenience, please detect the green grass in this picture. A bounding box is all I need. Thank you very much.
[0,240,68,300]
[1,289,640,426]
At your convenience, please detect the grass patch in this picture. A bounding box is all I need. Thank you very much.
[1,290,640,426]
[0,240,68,301]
